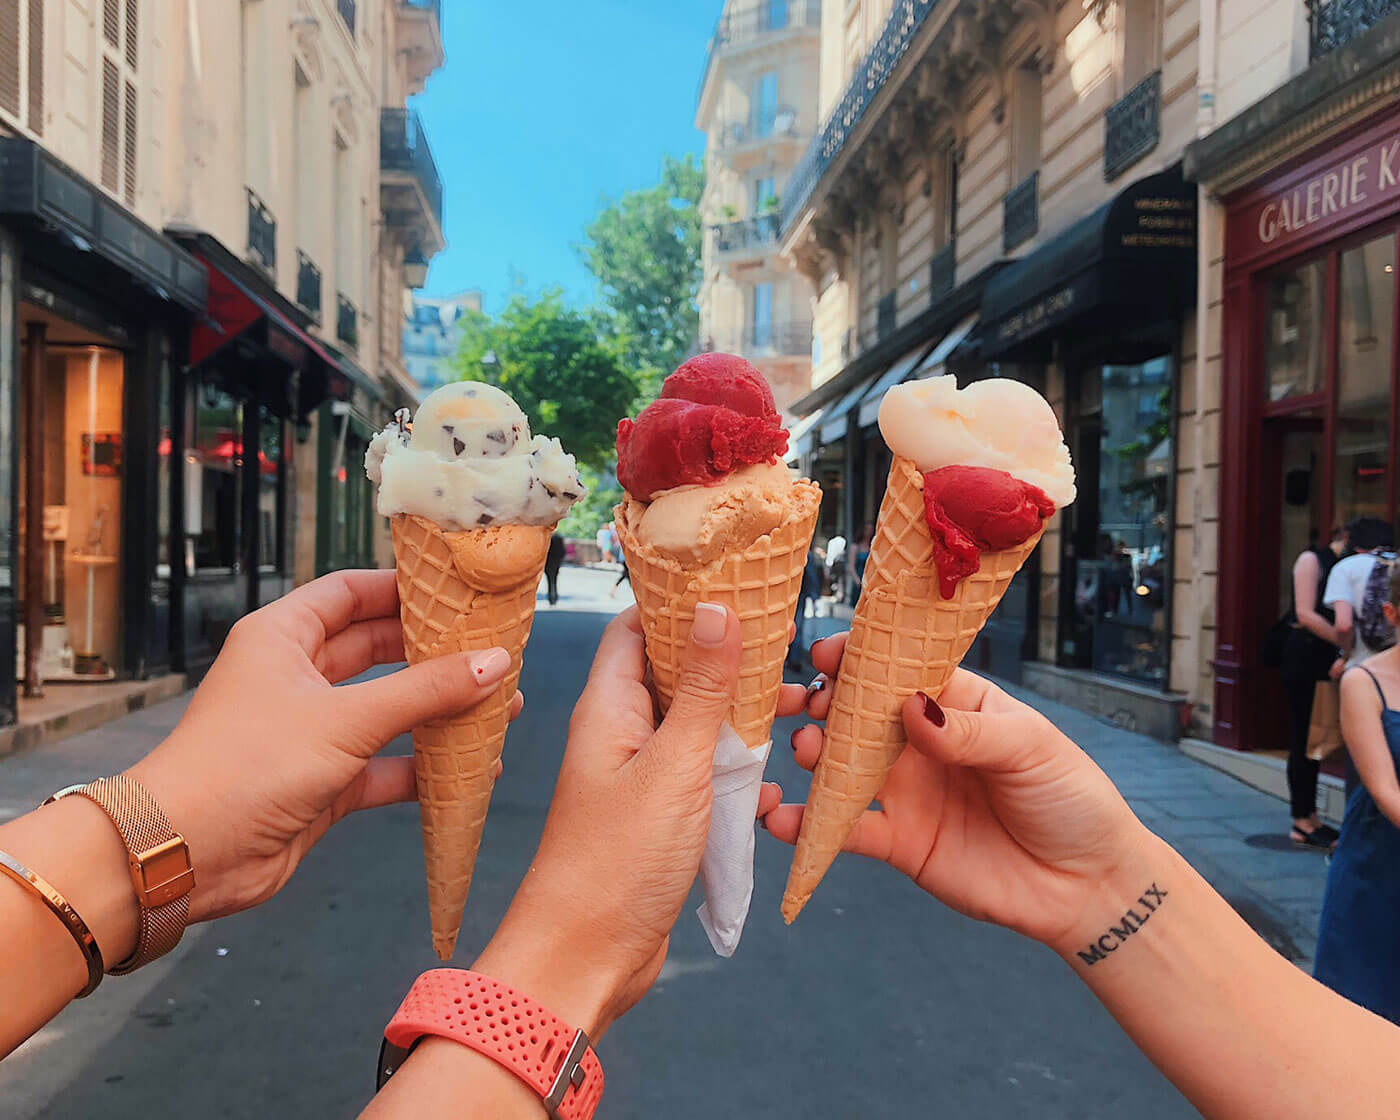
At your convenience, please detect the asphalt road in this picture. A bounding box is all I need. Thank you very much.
[2,566,1196,1118]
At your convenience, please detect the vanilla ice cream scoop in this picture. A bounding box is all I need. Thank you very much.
[878,375,1075,507]
[365,381,585,530]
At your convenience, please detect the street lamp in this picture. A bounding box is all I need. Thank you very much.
[403,246,429,289]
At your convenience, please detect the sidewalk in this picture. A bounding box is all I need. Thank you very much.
[799,611,1330,966]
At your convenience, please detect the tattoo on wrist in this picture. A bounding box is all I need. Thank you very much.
[1075,883,1167,966]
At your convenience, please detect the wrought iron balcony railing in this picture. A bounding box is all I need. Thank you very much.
[712,213,781,253]
[1104,71,1161,181]
[337,0,356,35]
[296,251,322,321]
[877,291,897,341]
[700,2,820,104]
[1003,171,1039,252]
[928,242,955,301]
[246,188,276,272]
[1308,0,1400,56]
[381,108,444,231]
[716,107,802,150]
[781,0,939,232]
[697,322,813,357]
[337,293,358,351]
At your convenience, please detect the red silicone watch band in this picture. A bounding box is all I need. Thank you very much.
[378,969,604,1119]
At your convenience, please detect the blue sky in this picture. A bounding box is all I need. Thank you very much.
[415,2,716,312]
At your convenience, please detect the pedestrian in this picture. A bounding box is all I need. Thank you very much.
[544,532,565,606]
[1314,564,1400,1024]
[825,531,847,602]
[1278,525,1343,848]
[609,560,630,598]
[787,546,823,671]
[848,521,874,604]
[1325,516,1397,676]
[595,523,612,564]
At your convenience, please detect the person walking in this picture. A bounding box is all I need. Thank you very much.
[1314,565,1400,1024]
[825,532,847,604]
[1279,527,1343,848]
[1325,516,1397,674]
[544,533,565,607]
[788,546,824,671]
[848,521,874,605]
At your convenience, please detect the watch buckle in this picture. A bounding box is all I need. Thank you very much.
[130,836,195,907]
[543,1028,590,1117]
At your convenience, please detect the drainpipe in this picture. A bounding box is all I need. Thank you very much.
[1192,0,1219,726]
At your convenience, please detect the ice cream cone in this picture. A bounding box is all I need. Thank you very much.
[781,457,1046,922]
[391,512,551,959]
[614,481,821,750]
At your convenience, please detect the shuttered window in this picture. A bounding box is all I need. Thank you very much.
[124,0,137,68]
[1,0,44,136]
[99,0,138,202]
[101,60,120,190]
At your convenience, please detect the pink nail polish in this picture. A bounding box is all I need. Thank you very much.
[468,648,510,685]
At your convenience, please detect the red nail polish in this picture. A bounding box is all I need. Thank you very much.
[789,728,800,751]
[918,691,946,727]
[807,675,826,694]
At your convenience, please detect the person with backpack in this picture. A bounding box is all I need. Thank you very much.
[1325,518,1397,676]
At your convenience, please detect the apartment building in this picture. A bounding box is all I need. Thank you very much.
[403,289,482,392]
[0,0,445,726]
[1184,2,1400,754]
[696,0,822,412]
[781,0,1202,737]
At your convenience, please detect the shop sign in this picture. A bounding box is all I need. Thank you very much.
[991,282,1083,347]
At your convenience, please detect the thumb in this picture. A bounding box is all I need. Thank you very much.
[642,602,740,776]
[336,647,512,754]
[901,692,1037,775]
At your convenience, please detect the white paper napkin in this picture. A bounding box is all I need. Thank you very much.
[695,723,772,957]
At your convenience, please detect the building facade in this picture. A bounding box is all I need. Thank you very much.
[403,289,482,392]
[696,0,822,412]
[781,0,1203,736]
[1185,2,1400,752]
[0,0,445,725]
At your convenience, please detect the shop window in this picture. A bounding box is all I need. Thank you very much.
[258,406,285,572]
[1334,234,1394,523]
[187,382,243,574]
[1065,357,1173,686]
[1264,259,1326,400]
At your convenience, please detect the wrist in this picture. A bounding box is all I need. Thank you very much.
[1047,828,1178,965]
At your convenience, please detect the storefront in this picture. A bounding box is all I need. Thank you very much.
[979,166,1195,726]
[1210,112,1400,751]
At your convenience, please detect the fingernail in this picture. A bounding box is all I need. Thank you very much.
[469,648,510,686]
[692,602,727,646]
[789,727,800,751]
[918,691,946,727]
[806,675,826,695]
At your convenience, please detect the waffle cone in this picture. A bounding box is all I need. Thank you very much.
[782,458,1046,922]
[614,480,821,750]
[391,513,551,959]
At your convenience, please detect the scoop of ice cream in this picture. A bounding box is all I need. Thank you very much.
[879,376,1075,508]
[616,353,789,501]
[633,460,796,564]
[365,381,585,530]
[922,466,1055,599]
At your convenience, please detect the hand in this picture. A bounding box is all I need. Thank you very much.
[470,605,806,1038]
[763,634,1151,950]
[1329,657,1346,681]
[128,569,522,923]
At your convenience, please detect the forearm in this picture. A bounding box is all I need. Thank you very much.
[1295,608,1338,646]
[0,798,139,1056]
[1055,834,1398,1117]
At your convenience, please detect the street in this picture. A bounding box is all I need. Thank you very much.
[0,565,1330,1119]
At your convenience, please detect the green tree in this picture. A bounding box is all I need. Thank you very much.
[579,154,704,386]
[452,290,639,471]
[557,466,624,540]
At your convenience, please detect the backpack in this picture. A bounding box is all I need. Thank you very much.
[1358,554,1397,653]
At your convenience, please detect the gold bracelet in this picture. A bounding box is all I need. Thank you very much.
[0,848,105,998]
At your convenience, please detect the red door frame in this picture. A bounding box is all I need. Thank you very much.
[1216,111,1400,751]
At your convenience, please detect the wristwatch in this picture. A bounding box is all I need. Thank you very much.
[376,969,605,1119]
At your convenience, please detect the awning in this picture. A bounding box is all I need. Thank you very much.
[818,376,876,446]
[857,314,978,428]
[981,166,1196,360]
[784,410,821,463]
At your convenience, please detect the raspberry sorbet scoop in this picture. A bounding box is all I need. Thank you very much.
[922,465,1055,599]
[616,352,789,500]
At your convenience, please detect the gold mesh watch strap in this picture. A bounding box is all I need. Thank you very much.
[59,776,194,973]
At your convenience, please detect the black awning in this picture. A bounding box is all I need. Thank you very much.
[981,166,1196,360]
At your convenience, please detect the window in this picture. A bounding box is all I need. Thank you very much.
[753,71,778,137]
[878,208,899,295]
[293,63,316,270]
[241,0,267,204]
[764,0,789,30]
[931,145,958,250]
[258,407,285,572]
[334,133,355,305]
[0,0,44,134]
[1120,0,1162,88]
[1009,66,1043,183]
[99,0,139,203]
[188,382,243,573]
[1335,234,1394,524]
[751,283,773,348]
[753,176,776,214]
[1264,259,1326,401]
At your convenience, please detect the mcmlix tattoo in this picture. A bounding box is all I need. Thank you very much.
[1076,884,1168,966]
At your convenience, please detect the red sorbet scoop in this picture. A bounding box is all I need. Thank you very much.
[922,466,1055,599]
[616,352,789,500]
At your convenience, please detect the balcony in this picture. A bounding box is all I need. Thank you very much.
[337,293,358,351]
[296,251,322,321]
[1104,71,1161,181]
[781,0,939,232]
[1308,0,1400,56]
[928,243,955,301]
[712,213,781,255]
[246,188,276,273]
[698,321,813,357]
[397,0,445,93]
[380,108,445,253]
[714,107,804,167]
[337,0,356,36]
[1003,171,1039,252]
[700,2,821,104]
[877,291,897,341]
